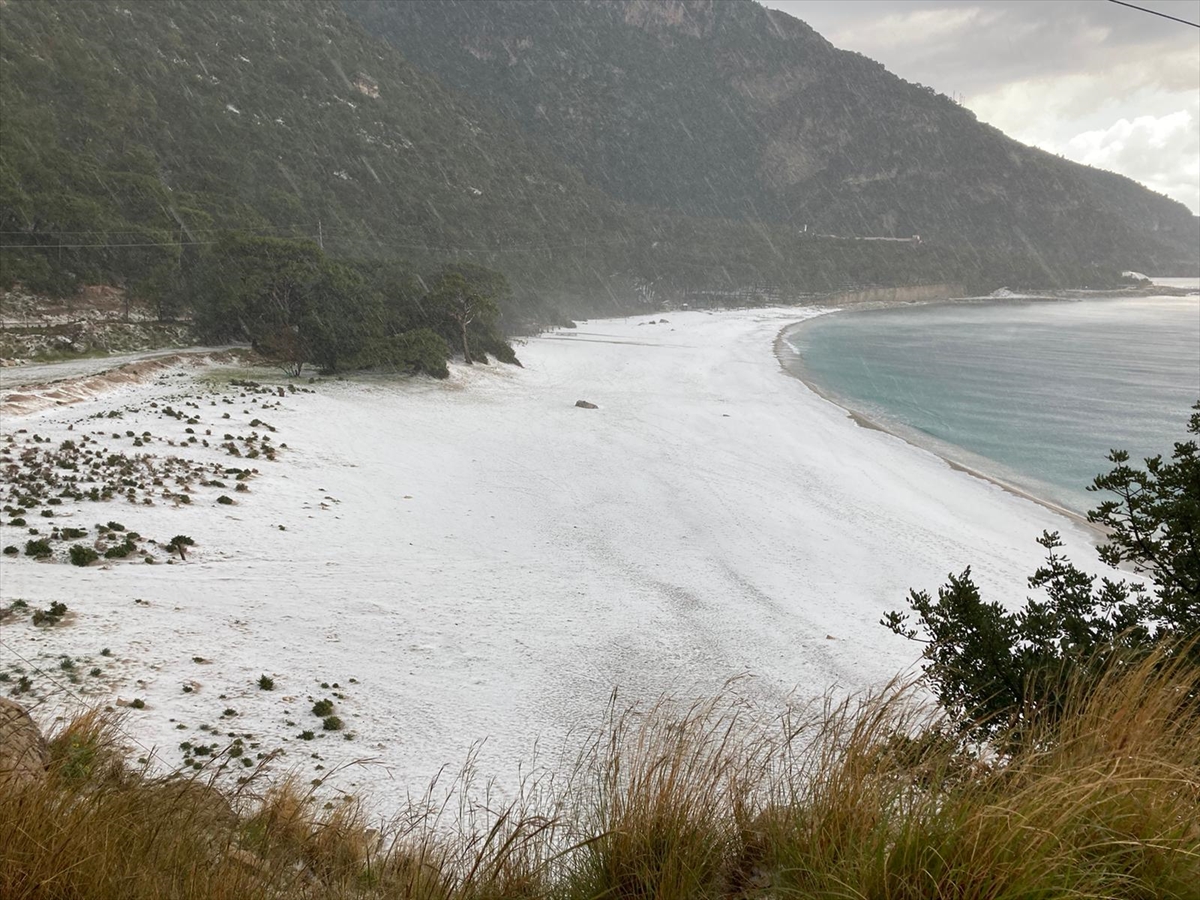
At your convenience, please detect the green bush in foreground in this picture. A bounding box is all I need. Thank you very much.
[886,402,1200,736]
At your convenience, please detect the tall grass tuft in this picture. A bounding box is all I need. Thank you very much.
[560,691,769,900]
[2,648,1197,899]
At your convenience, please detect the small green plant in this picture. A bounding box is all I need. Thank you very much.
[311,699,334,717]
[53,731,102,783]
[129,698,145,710]
[69,544,99,567]
[258,674,275,690]
[60,527,88,539]
[322,715,343,731]
[2,546,17,555]
[31,602,68,626]
[299,730,315,740]
[166,535,194,560]
[24,538,52,558]
[216,495,234,505]
[103,540,136,559]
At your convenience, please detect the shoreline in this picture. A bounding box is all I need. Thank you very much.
[771,313,1101,538]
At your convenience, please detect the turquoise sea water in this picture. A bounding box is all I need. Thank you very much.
[783,284,1200,515]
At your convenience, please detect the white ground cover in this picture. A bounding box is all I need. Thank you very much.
[0,308,1098,812]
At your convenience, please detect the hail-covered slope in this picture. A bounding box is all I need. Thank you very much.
[0,310,1096,810]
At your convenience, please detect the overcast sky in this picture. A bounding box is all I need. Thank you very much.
[759,0,1200,214]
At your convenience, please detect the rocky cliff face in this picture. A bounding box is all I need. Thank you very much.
[348,0,1199,274]
[0,698,49,789]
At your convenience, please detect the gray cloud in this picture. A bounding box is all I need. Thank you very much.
[760,0,1200,211]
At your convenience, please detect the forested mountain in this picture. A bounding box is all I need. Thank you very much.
[0,0,621,297]
[1,0,1003,318]
[1,0,1194,341]
[348,0,1199,275]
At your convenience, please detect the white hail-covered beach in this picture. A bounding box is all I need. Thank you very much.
[0,308,1098,811]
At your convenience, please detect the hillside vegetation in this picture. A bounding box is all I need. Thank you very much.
[349,0,1200,276]
[1,0,1184,338]
[0,0,982,318]
[0,0,616,315]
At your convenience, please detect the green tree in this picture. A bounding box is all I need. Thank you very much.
[1089,407,1200,635]
[192,234,325,373]
[425,266,503,365]
[298,262,381,374]
[884,403,1200,737]
[352,328,451,379]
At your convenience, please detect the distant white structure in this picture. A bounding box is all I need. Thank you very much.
[797,225,921,244]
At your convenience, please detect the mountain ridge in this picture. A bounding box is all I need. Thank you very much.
[1,0,1194,331]
[347,0,1198,274]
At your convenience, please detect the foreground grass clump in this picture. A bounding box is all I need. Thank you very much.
[2,650,1197,900]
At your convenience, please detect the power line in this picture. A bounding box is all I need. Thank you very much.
[0,236,636,254]
[0,224,327,235]
[0,240,221,250]
[1107,0,1200,27]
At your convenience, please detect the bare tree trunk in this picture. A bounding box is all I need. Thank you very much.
[460,321,473,365]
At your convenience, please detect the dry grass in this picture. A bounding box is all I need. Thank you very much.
[2,650,1197,900]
